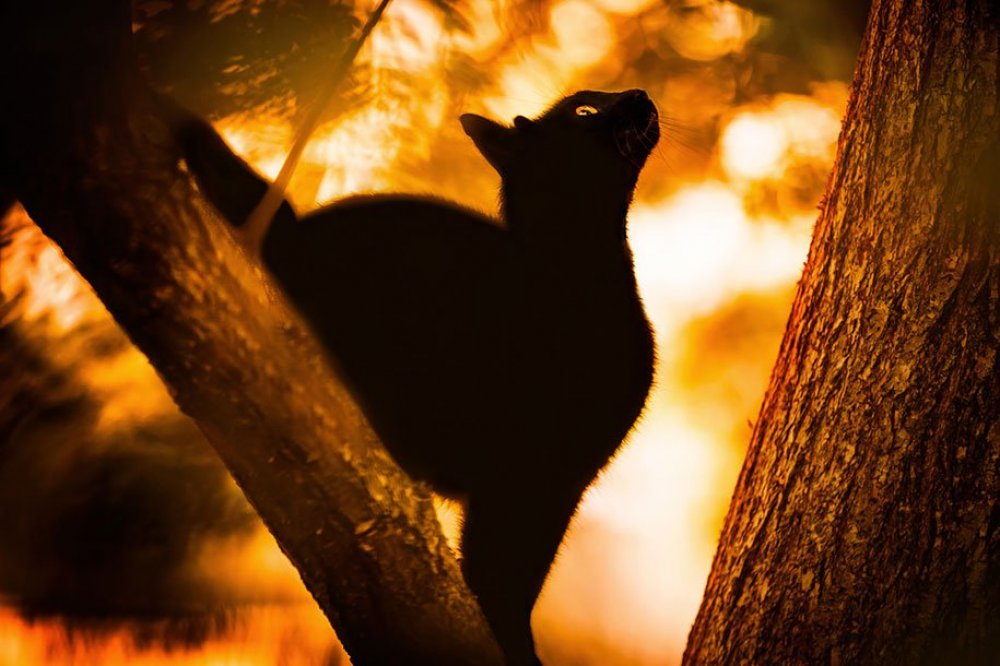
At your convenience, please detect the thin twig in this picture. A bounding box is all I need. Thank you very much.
[242,0,394,253]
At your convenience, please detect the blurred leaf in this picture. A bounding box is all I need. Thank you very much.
[134,0,358,117]
[729,0,870,33]
[730,0,869,81]
[425,0,472,33]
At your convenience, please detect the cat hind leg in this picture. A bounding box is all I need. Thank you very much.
[460,489,580,666]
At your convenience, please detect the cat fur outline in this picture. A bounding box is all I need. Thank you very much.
[163,88,659,665]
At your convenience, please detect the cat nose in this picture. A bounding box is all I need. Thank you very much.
[618,89,652,109]
[617,89,655,116]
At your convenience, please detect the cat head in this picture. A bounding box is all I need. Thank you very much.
[460,89,659,194]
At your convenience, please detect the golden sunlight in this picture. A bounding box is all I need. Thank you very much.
[661,1,759,62]
[722,95,843,182]
[0,607,340,666]
[0,0,852,664]
[721,113,788,180]
[549,0,614,68]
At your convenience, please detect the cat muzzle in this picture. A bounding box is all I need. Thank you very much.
[613,92,660,164]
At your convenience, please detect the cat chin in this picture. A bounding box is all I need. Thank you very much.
[614,129,657,166]
[612,108,659,164]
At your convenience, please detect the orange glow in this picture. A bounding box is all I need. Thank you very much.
[1,1,851,664]
[0,223,100,333]
[591,0,657,14]
[0,607,341,666]
[629,184,814,314]
[549,1,614,68]
[721,114,789,180]
[661,1,759,62]
[722,94,844,182]
[370,0,445,72]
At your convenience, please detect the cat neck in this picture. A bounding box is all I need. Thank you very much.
[500,179,634,256]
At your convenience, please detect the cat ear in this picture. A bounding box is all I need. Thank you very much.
[461,113,517,171]
[513,115,534,131]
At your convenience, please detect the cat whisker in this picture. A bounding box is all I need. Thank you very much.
[657,127,707,156]
[628,131,650,170]
[614,128,628,161]
[658,113,695,128]
[658,128,703,144]
[666,136,707,157]
[636,130,672,170]
[657,119,708,154]
[620,131,638,168]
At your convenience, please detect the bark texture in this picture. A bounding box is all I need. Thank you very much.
[685,1,1000,664]
[0,2,501,664]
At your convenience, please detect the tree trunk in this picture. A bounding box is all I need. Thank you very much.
[684,1,999,664]
[0,2,501,664]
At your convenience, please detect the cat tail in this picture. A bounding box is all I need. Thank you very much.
[153,92,298,245]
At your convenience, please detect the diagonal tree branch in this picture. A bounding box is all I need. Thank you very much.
[0,1,500,664]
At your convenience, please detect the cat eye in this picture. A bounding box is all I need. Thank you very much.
[575,105,599,116]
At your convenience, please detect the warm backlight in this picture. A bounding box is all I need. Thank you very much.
[0,0,847,663]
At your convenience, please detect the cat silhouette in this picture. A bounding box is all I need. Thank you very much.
[162,89,659,665]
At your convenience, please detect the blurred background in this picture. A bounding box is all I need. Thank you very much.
[0,0,867,663]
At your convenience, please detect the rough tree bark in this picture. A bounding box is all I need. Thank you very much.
[0,1,501,664]
[685,1,999,664]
